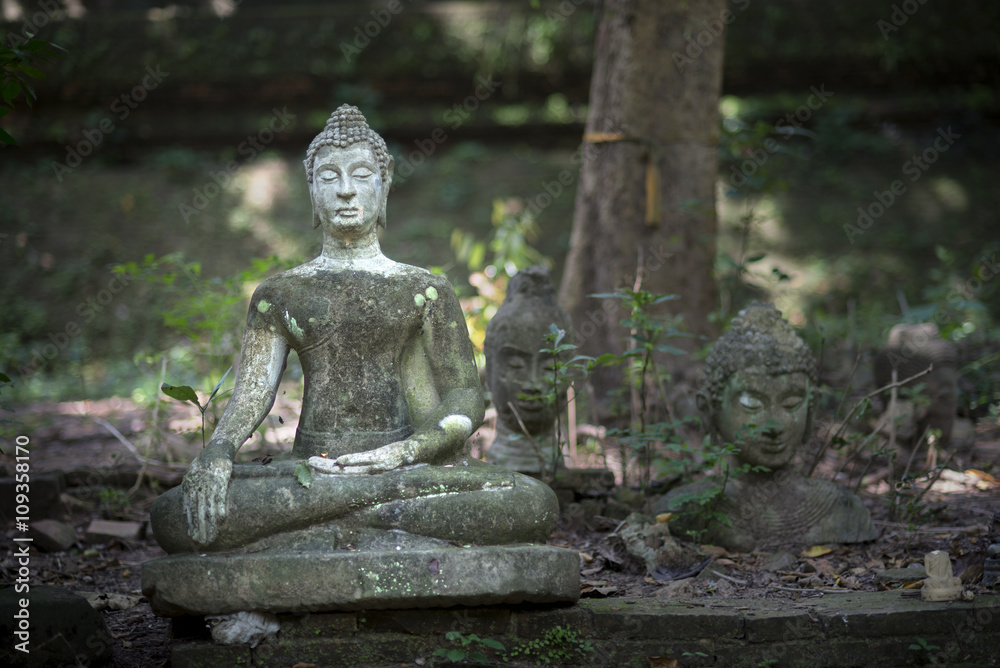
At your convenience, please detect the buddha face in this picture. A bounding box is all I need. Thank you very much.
[310,143,384,241]
[714,366,810,470]
[489,326,558,435]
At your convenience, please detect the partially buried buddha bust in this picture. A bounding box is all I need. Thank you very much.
[484,266,572,474]
[148,105,559,555]
[653,302,877,552]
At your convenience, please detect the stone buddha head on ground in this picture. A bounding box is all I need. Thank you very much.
[697,302,817,471]
[485,266,573,436]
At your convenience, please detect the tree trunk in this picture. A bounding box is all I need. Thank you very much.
[559,0,725,415]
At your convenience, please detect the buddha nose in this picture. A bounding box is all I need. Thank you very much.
[337,176,356,199]
[761,421,784,438]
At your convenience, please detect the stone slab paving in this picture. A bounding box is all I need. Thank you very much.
[168,590,1000,667]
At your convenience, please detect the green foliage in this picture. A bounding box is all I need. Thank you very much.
[588,288,693,498]
[98,487,130,515]
[294,462,312,489]
[504,625,594,665]
[159,366,231,448]
[433,631,504,664]
[0,37,65,144]
[115,253,294,380]
[520,324,593,481]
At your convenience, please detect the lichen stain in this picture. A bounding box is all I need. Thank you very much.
[414,294,426,307]
[257,300,271,313]
[425,286,438,301]
[287,313,305,338]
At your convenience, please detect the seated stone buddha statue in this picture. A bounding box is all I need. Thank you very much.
[653,303,877,552]
[143,106,575,618]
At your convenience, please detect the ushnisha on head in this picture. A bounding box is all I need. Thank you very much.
[303,104,394,228]
[698,302,818,467]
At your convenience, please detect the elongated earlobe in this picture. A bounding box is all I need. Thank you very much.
[378,155,394,229]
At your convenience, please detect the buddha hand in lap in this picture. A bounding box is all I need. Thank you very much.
[653,302,877,552]
[149,105,558,555]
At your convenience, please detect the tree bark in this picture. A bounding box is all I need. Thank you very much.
[559,0,725,414]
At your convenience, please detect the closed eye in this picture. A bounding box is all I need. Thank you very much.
[782,396,804,410]
[738,393,763,410]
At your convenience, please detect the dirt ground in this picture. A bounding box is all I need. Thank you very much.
[2,397,999,667]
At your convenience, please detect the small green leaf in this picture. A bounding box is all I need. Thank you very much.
[295,462,312,488]
[207,366,233,404]
[161,383,201,407]
[469,651,489,662]
[0,372,11,383]
[444,648,465,662]
[0,126,16,145]
[481,638,505,650]
[746,252,767,263]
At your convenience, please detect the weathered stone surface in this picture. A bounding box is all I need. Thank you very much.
[0,471,65,523]
[167,592,1000,668]
[654,303,877,552]
[921,550,963,601]
[874,323,958,449]
[484,265,574,475]
[0,585,113,667]
[86,518,144,542]
[143,544,579,616]
[874,565,927,584]
[30,519,77,552]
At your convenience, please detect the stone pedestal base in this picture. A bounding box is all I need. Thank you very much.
[142,544,579,617]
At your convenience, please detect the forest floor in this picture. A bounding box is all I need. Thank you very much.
[1,397,999,667]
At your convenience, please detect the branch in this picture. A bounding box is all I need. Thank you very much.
[808,364,935,477]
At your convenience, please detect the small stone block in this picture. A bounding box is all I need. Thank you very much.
[31,519,77,552]
[86,519,144,542]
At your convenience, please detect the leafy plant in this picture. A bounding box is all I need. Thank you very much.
[588,288,693,499]
[504,625,594,665]
[0,37,65,144]
[433,631,504,663]
[115,253,295,383]
[516,324,593,481]
[160,367,231,448]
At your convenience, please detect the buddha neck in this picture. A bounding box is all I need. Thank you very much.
[320,230,384,263]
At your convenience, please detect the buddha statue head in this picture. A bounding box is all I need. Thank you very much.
[303,104,394,231]
[697,302,817,471]
[485,266,572,436]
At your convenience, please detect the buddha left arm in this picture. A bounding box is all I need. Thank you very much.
[318,276,484,474]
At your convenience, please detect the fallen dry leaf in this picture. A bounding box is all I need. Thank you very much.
[801,545,835,558]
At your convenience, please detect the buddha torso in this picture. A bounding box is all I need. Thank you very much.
[250,259,449,457]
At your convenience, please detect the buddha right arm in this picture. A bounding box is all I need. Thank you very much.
[182,321,289,545]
